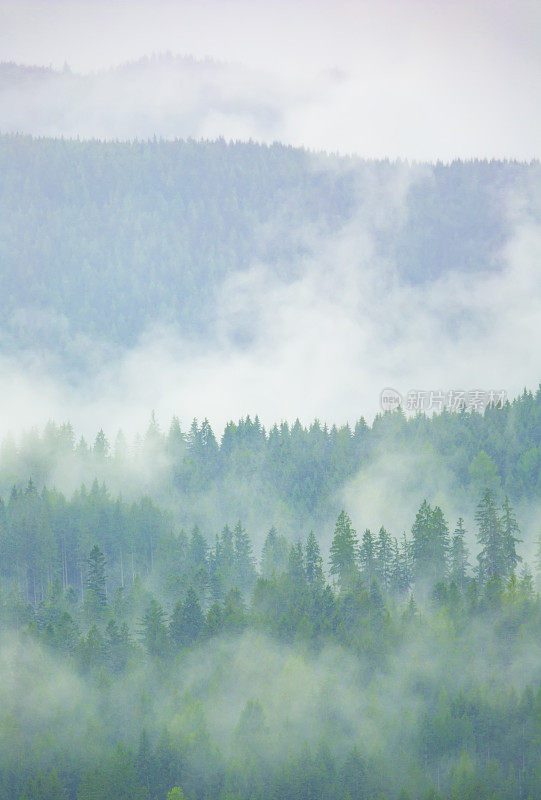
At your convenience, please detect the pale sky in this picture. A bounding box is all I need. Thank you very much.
[0,0,540,159]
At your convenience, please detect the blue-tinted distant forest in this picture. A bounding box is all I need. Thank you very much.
[0,134,535,356]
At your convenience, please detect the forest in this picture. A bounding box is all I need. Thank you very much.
[0,133,537,363]
[2,2,540,797]
[0,393,540,800]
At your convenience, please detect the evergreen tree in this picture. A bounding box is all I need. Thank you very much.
[375,526,393,591]
[93,429,110,459]
[139,598,169,657]
[359,528,376,586]
[450,518,469,591]
[476,489,504,583]
[260,527,290,577]
[390,537,410,597]
[187,526,208,599]
[234,521,256,593]
[287,541,306,587]
[500,496,522,576]
[329,511,358,592]
[85,544,107,618]
[170,586,203,648]
[305,531,324,587]
[411,501,449,586]
[213,525,236,597]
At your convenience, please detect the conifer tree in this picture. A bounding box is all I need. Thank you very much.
[214,525,236,595]
[476,489,504,583]
[390,537,410,596]
[375,526,393,591]
[411,500,449,586]
[93,429,110,459]
[329,511,358,592]
[140,598,169,657]
[359,528,376,586]
[500,496,522,577]
[234,521,256,593]
[260,527,290,577]
[305,531,324,587]
[287,541,306,587]
[450,518,469,591]
[85,544,107,618]
[170,586,203,648]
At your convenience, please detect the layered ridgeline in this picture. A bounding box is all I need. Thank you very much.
[0,132,537,360]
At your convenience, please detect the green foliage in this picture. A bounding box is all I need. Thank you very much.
[84,544,107,619]
[0,136,528,357]
[330,511,359,592]
[0,397,539,800]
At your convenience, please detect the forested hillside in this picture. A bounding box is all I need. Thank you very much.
[2,2,540,798]
[0,134,535,357]
[1,387,539,554]
[0,447,540,800]
[0,393,540,800]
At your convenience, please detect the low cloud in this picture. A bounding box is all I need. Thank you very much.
[0,160,539,446]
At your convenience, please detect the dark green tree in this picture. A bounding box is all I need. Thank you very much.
[305,531,324,587]
[500,496,522,577]
[450,518,469,591]
[170,586,203,649]
[234,521,256,593]
[260,527,290,577]
[476,489,504,583]
[375,526,393,591]
[139,598,169,657]
[84,544,107,619]
[359,528,376,586]
[329,511,358,592]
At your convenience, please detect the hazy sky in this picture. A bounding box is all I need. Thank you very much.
[1,0,540,159]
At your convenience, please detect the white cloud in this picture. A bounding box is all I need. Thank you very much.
[0,0,540,159]
[0,161,538,443]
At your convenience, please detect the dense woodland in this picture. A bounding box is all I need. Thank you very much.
[0,126,540,800]
[0,133,537,361]
[0,384,539,546]
[0,394,540,800]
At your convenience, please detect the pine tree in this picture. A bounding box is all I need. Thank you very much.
[390,537,410,597]
[375,526,393,591]
[213,525,236,596]
[500,496,522,576]
[411,501,449,586]
[260,527,290,577]
[139,598,169,657]
[287,541,306,587]
[450,518,469,591]
[93,429,110,459]
[234,521,256,593]
[166,415,185,461]
[170,586,203,648]
[305,531,324,587]
[400,532,412,590]
[329,511,358,592]
[187,526,208,599]
[359,529,376,586]
[476,489,504,583]
[85,544,107,618]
